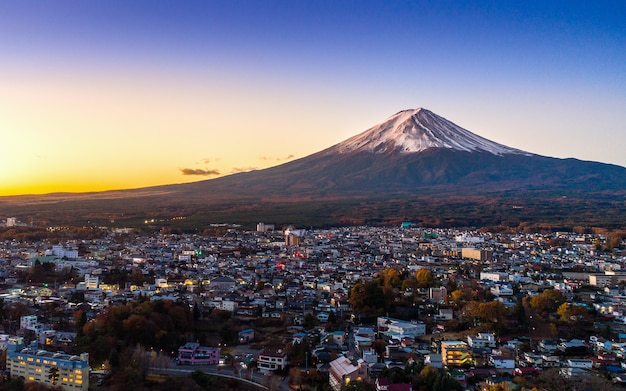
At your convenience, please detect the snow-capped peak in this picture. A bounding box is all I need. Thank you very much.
[334,108,530,156]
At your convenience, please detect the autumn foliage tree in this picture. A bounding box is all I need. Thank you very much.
[526,289,565,316]
[415,268,435,288]
[77,299,193,364]
[348,280,386,316]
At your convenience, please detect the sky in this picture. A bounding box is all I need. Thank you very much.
[1,1,625,196]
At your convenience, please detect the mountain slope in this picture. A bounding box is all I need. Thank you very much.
[2,107,626,228]
[178,108,626,196]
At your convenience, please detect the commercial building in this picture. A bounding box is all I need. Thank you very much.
[6,338,89,391]
[462,248,493,261]
[177,342,220,365]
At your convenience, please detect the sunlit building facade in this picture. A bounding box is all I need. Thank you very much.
[441,340,472,366]
[6,337,89,391]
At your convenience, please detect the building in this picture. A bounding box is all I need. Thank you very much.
[490,355,515,372]
[467,333,497,349]
[177,342,220,365]
[209,276,236,292]
[257,349,288,374]
[20,315,44,336]
[429,287,447,304]
[84,274,99,289]
[480,272,509,282]
[285,226,304,246]
[6,338,89,391]
[589,271,626,286]
[462,248,493,261]
[329,356,369,391]
[377,317,426,338]
[441,340,471,366]
[256,222,275,232]
[6,217,17,227]
[424,353,442,368]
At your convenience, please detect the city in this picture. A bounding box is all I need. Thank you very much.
[1,218,625,390]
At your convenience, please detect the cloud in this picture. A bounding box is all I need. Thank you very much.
[180,168,221,176]
[229,166,258,174]
[259,154,295,162]
[197,157,219,164]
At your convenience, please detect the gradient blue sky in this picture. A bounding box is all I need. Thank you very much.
[1,1,625,195]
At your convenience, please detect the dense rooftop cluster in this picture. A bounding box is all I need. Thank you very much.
[0,224,625,390]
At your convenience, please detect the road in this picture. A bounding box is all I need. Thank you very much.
[149,363,292,391]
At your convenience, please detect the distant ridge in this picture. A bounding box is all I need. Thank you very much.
[2,108,626,228]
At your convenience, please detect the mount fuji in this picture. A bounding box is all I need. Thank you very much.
[333,108,529,156]
[3,108,626,227]
[188,107,625,195]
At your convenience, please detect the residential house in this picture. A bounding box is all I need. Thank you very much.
[257,349,288,374]
[328,356,369,391]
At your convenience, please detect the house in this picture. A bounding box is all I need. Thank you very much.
[257,349,288,374]
[329,356,369,391]
[559,339,587,355]
[566,359,593,369]
[317,312,330,322]
[292,332,307,345]
[177,342,220,365]
[514,367,541,377]
[377,317,426,338]
[490,355,515,372]
[433,308,454,322]
[209,276,236,292]
[325,330,346,345]
[538,339,558,353]
[490,284,513,296]
[467,333,496,349]
[424,353,442,368]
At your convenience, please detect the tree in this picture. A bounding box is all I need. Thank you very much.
[420,365,439,388]
[348,281,385,316]
[415,268,434,288]
[557,303,588,323]
[341,380,376,391]
[289,367,303,390]
[529,289,565,315]
[380,268,401,288]
[48,366,59,385]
